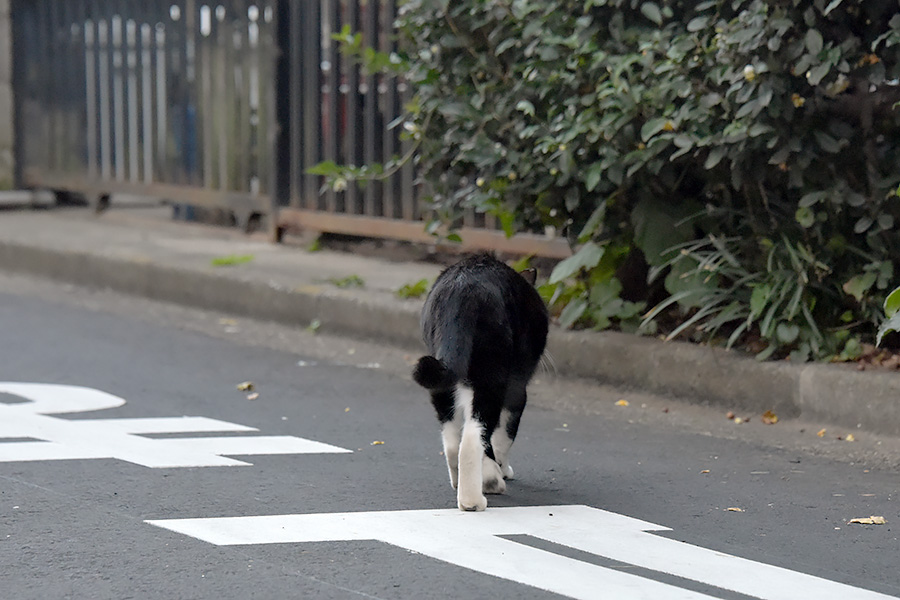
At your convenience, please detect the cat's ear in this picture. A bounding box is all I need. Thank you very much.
[518,267,537,286]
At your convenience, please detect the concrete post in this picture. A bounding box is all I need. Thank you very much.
[0,0,12,189]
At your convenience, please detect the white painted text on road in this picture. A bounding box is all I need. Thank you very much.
[0,382,351,467]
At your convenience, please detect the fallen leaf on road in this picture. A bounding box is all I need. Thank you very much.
[237,381,254,392]
[848,516,886,525]
[734,417,744,424]
[726,507,744,512]
[700,470,710,474]
[344,407,350,413]
[211,254,255,267]
[762,410,778,425]
[817,428,827,437]
[845,434,856,442]
[246,392,259,401]
[371,441,385,446]
[726,411,735,420]
[615,399,629,407]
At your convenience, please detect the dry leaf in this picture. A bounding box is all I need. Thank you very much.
[700,470,710,474]
[237,381,254,392]
[726,411,735,420]
[845,434,856,442]
[734,417,744,424]
[246,392,259,401]
[615,399,629,407]
[817,428,827,437]
[762,410,779,425]
[726,507,744,512]
[848,516,886,525]
[371,441,385,446]
[344,407,350,413]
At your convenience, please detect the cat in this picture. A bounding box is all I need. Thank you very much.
[412,254,549,511]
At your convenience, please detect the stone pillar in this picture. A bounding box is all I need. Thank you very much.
[0,0,13,189]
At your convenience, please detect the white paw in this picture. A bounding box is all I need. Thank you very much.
[501,463,515,480]
[458,492,487,512]
[483,476,506,495]
[450,472,459,490]
[482,457,506,494]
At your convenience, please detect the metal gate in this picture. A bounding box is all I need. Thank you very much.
[12,0,276,226]
[12,0,569,257]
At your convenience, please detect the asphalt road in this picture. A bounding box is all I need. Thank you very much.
[1,274,898,600]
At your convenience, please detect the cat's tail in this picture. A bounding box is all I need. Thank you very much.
[412,355,458,390]
[412,321,474,391]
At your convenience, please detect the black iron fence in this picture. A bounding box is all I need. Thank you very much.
[11,0,569,257]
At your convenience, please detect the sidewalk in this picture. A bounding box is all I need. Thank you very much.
[1,205,898,437]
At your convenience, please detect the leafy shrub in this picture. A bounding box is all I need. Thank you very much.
[320,0,900,360]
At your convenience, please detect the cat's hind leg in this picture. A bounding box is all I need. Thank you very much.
[491,408,519,480]
[455,384,488,511]
[441,418,462,489]
[481,453,506,494]
[430,389,461,489]
[493,383,527,480]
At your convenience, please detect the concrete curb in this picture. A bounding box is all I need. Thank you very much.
[0,240,422,348]
[1,223,898,437]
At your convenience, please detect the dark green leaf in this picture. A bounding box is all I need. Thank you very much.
[704,147,727,169]
[578,200,607,243]
[776,322,800,344]
[884,286,900,317]
[641,118,668,141]
[854,216,874,234]
[805,29,823,56]
[559,297,589,328]
[687,16,708,32]
[795,206,815,228]
[549,242,606,284]
[813,131,841,153]
[877,312,900,346]
[806,62,831,85]
[842,273,877,301]
[640,2,663,25]
[516,100,535,117]
[306,160,341,176]
[585,164,604,192]
[823,0,842,16]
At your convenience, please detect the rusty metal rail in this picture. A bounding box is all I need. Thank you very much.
[11,0,570,258]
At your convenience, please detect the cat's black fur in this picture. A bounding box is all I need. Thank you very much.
[412,254,549,511]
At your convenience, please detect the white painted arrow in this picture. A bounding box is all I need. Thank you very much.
[148,505,897,600]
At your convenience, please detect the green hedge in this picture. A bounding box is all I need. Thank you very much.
[326,0,900,361]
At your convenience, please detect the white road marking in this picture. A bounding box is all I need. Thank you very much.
[0,382,351,467]
[147,505,897,600]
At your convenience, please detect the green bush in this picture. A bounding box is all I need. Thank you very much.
[321,0,900,360]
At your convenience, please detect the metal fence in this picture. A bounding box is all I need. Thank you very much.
[12,0,569,257]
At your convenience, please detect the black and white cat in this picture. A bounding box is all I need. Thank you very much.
[413,254,549,511]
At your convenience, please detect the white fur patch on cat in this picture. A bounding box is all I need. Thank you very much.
[455,385,487,511]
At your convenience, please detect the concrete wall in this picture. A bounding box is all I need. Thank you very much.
[0,0,12,189]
